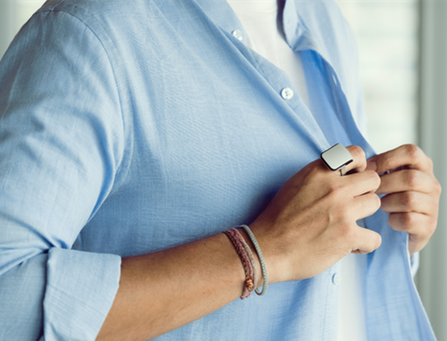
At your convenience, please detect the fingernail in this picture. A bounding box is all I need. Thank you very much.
[366,161,377,171]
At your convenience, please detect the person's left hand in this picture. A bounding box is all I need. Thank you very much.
[366,144,441,256]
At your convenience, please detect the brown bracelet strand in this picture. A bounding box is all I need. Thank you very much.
[237,230,258,292]
[223,228,255,299]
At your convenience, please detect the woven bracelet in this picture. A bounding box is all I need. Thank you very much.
[223,228,255,299]
[238,225,268,296]
[238,232,258,293]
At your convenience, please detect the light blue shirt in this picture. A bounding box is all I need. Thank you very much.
[0,0,435,340]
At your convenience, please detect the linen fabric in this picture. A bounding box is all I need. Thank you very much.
[225,2,366,340]
[0,0,435,340]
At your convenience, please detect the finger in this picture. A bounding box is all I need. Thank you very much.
[350,192,381,220]
[381,191,435,215]
[366,144,433,174]
[377,169,435,195]
[389,212,437,255]
[345,145,367,173]
[342,170,381,197]
[388,212,432,234]
[351,226,382,254]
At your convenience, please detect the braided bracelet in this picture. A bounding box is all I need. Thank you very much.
[239,233,258,293]
[237,225,268,296]
[223,228,255,299]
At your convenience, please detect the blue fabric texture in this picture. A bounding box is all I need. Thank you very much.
[0,0,435,340]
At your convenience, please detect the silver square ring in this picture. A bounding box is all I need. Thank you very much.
[320,143,353,176]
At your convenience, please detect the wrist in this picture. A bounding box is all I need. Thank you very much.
[247,220,293,285]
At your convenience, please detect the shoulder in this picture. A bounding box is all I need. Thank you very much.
[39,0,154,16]
[31,0,200,53]
[36,0,193,28]
[36,0,156,30]
[32,0,176,43]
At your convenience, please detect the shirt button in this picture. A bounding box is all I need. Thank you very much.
[232,30,243,41]
[332,273,341,286]
[281,87,294,100]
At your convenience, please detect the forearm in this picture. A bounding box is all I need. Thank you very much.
[97,233,255,341]
[97,145,385,341]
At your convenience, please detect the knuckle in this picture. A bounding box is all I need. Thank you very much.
[367,170,381,188]
[326,181,344,195]
[348,145,365,160]
[404,144,421,161]
[330,205,352,228]
[405,170,420,190]
[400,191,418,209]
[381,155,394,172]
[400,212,417,227]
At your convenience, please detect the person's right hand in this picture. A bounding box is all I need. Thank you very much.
[249,145,382,285]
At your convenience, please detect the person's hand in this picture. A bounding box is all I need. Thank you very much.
[249,145,382,285]
[366,144,441,256]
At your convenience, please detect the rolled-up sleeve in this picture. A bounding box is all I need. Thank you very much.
[0,9,124,340]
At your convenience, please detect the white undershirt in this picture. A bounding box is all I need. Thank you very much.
[226,0,309,108]
[226,1,367,340]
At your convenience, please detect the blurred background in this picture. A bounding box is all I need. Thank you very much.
[338,2,447,340]
[0,0,446,339]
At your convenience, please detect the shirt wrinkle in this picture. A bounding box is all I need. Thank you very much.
[0,0,436,340]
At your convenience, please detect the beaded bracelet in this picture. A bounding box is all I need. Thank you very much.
[223,228,255,299]
[237,225,268,296]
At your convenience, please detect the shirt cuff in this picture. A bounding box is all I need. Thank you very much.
[43,248,121,340]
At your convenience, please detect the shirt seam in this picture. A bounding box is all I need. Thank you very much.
[36,5,132,196]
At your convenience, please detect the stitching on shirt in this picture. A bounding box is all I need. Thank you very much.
[49,0,67,12]
[34,6,132,197]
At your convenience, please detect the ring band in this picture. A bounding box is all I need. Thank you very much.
[340,165,347,176]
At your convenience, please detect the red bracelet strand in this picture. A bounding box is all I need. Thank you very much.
[223,228,255,299]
